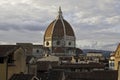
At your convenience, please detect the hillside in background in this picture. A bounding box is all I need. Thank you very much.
[82,49,113,58]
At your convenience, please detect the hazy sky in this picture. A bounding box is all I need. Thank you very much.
[0,0,120,51]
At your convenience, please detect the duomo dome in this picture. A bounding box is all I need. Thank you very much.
[44,7,76,56]
[44,14,75,38]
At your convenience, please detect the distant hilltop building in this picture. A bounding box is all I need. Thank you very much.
[44,7,76,56]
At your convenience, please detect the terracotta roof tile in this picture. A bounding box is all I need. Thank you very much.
[26,55,35,64]
[16,43,33,54]
[0,45,18,57]
[37,61,51,71]
[54,63,105,69]
[44,18,75,38]
[59,56,72,61]
[33,45,43,48]
[65,70,118,80]
[9,73,34,80]
[48,69,64,80]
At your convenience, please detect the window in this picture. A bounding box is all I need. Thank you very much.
[0,57,4,63]
[68,42,71,45]
[46,42,49,46]
[8,54,14,64]
[56,41,60,45]
[110,62,114,67]
[36,50,39,53]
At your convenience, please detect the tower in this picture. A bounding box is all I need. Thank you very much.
[44,7,76,56]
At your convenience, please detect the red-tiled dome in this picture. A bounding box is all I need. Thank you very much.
[44,7,75,38]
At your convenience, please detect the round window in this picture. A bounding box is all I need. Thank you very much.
[46,42,49,46]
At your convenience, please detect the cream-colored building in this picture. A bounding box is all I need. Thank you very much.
[0,45,27,80]
[109,53,115,70]
[8,46,26,79]
[86,52,104,63]
[113,43,120,70]
[86,52,103,57]
[109,43,120,70]
[118,62,120,80]
[0,54,8,80]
